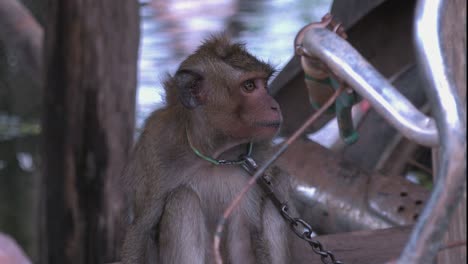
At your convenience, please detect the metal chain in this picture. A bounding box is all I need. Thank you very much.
[240,156,344,264]
[280,205,343,264]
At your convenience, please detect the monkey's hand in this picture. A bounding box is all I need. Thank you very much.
[295,13,347,79]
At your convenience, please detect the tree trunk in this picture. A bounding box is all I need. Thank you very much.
[40,1,139,263]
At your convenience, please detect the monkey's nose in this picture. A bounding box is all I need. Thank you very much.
[271,106,279,111]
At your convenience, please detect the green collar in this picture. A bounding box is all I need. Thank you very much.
[186,130,253,165]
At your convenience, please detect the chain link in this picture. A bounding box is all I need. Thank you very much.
[281,204,343,264]
[240,156,344,264]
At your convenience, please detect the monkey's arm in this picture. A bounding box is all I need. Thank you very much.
[158,186,208,264]
[261,200,290,264]
[226,213,257,264]
[121,155,166,263]
[121,193,163,264]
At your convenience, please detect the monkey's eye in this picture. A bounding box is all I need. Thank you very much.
[242,80,256,92]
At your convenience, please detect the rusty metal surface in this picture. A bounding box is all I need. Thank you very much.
[277,139,429,234]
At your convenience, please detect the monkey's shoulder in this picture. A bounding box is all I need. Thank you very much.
[142,109,183,136]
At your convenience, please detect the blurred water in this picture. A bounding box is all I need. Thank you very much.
[137,0,332,128]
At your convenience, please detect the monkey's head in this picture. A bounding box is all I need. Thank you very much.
[165,35,282,142]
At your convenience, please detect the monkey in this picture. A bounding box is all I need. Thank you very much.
[121,34,298,264]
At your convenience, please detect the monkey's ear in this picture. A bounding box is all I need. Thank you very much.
[174,70,205,109]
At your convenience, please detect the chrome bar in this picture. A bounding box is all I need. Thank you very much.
[301,28,439,147]
[397,0,467,263]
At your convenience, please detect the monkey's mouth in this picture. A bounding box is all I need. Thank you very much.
[254,120,282,128]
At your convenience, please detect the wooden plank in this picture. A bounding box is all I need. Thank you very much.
[341,0,416,78]
[437,1,467,263]
[290,226,412,264]
[331,0,387,29]
[438,196,467,264]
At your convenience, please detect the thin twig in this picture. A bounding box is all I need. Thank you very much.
[407,159,433,176]
[213,85,345,264]
[438,240,466,251]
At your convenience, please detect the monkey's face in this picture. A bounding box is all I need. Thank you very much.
[172,36,282,142]
[205,72,282,142]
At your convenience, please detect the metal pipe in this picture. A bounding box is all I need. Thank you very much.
[397,0,467,263]
[301,28,439,147]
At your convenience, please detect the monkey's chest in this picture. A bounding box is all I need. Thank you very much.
[188,165,264,231]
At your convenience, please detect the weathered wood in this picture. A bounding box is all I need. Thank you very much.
[41,1,139,264]
[331,0,387,29]
[437,0,467,263]
[337,0,416,79]
[291,226,413,264]
[441,0,467,108]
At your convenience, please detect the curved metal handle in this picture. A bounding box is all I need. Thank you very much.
[301,28,439,147]
[397,0,467,263]
[301,3,466,263]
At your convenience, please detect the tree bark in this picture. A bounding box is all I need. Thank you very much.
[41,1,139,263]
[437,0,467,263]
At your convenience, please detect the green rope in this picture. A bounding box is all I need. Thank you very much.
[186,129,253,166]
[304,74,332,85]
[188,137,221,165]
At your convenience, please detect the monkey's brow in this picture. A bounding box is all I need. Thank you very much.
[222,52,274,73]
[176,68,204,80]
[230,63,275,78]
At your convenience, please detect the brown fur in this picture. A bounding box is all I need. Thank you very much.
[121,35,295,264]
